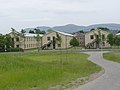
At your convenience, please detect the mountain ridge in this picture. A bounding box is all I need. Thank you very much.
[24,23,120,33]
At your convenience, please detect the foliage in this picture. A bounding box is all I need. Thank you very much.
[34,33,42,52]
[107,33,114,47]
[93,30,106,48]
[29,30,35,33]
[0,34,14,52]
[97,27,109,31]
[117,31,120,33]
[7,48,24,52]
[34,28,46,34]
[114,36,120,47]
[90,28,95,31]
[70,37,79,47]
[56,33,62,47]
[79,30,84,33]
[0,52,101,90]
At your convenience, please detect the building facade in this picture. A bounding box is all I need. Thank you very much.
[9,31,43,50]
[42,31,75,49]
[85,29,111,49]
[74,32,85,47]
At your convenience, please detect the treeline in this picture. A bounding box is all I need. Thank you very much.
[107,33,120,48]
[29,28,46,34]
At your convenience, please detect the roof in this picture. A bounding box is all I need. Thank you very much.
[116,33,120,36]
[53,30,75,37]
[25,33,43,37]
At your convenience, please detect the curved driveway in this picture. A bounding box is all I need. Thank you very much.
[74,51,120,90]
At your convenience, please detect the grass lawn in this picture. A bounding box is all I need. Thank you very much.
[103,51,120,63]
[0,52,101,90]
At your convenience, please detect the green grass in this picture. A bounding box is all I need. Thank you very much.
[0,52,101,90]
[103,51,120,63]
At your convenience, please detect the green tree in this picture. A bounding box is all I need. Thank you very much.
[79,30,84,33]
[34,33,42,52]
[0,34,5,52]
[114,36,120,48]
[70,37,79,47]
[94,30,106,48]
[97,27,109,31]
[56,33,62,47]
[107,33,114,48]
[5,34,14,49]
[20,29,26,51]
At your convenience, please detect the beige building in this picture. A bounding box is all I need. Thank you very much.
[42,31,75,49]
[85,29,111,49]
[9,31,43,50]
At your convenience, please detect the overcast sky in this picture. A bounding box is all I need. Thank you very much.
[0,0,120,34]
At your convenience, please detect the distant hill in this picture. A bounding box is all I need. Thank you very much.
[24,23,120,33]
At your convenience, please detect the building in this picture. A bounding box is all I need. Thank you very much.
[74,32,85,47]
[9,30,43,50]
[42,30,75,49]
[85,29,111,49]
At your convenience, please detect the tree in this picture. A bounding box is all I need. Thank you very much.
[5,34,14,49]
[118,31,120,33]
[34,32,42,52]
[97,27,109,31]
[0,34,5,52]
[34,28,46,34]
[29,30,35,34]
[94,30,106,48]
[70,37,79,47]
[79,30,84,33]
[107,33,114,48]
[90,28,95,31]
[0,34,14,52]
[114,36,120,48]
[20,29,26,51]
[56,33,62,47]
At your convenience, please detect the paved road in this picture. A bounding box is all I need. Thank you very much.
[74,51,120,90]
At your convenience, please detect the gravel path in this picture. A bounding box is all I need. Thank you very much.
[74,51,120,90]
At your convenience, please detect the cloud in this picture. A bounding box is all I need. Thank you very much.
[0,0,120,33]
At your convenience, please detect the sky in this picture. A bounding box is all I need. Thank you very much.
[0,0,120,34]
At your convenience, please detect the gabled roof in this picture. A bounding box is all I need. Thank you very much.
[54,30,75,37]
[45,30,75,37]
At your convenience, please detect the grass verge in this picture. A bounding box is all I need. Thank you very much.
[103,51,120,63]
[0,52,101,90]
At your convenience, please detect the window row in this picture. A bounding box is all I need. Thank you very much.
[24,44,37,48]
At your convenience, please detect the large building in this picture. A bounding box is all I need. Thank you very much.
[9,30,75,50]
[9,30,43,50]
[85,29,111,49]
[42,30,75,49]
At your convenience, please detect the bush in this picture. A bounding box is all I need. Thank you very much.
[7,48,24,52]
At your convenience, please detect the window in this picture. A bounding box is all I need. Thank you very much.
[102,42,105,46]
[47,37,50,41]
[16,38,19,41]
[16,45,19,48]
[90,35,94,39]
[12,38,14,41]
[102,34,105,39]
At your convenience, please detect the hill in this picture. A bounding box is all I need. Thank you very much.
[24,23,120,33]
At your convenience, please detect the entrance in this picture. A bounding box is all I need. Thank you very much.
[53,36,56,49]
